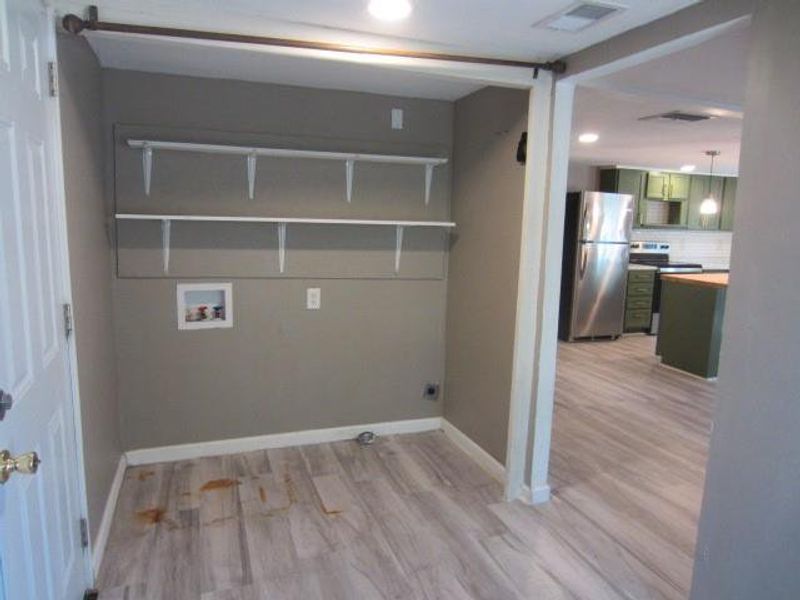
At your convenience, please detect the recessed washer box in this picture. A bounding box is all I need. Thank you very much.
[177,282,233,330]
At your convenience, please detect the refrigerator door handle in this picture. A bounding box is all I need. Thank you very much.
[579,244,589,279]
[581,203,590,239]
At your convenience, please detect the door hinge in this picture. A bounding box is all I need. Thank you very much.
[79,517,89,548]
[47,61,58,97]
[63,303,73,337]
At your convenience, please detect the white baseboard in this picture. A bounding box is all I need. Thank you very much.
[125,417,443,466]
[441,419,552,505]
[92,454,127,578]
[441,419,506,483]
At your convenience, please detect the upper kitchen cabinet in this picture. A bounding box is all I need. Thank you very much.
[687,175,724,230]
[599,168,646,224]
[600,167,738,230]
[720,177,737,231]
[646,172,690,201]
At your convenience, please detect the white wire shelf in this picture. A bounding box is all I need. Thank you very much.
[126,139,448,205]
[115,213,455,275]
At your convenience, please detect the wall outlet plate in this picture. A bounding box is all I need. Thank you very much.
[391,108,404,130]
[423,383,440,401]
[306,287,321,310]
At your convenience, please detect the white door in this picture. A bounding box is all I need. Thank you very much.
[0,1,90,599]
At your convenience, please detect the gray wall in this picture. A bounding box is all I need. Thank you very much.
[103,71,452,450]
[57,34,122,544]
[691,1,800,597]
[566,162,598,192]
[444,87,529,463]
[563,0,754,78]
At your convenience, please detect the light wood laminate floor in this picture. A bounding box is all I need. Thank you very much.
[99,335,714,599]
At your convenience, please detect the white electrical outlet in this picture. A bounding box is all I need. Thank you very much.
[306,288,321,310]
[391,108,404,130]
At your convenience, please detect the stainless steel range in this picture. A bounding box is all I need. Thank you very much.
[629,241,703,334]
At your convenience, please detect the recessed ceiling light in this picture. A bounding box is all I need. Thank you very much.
[368,0,412,21]
[680,164,697,172]
[578,132,599,144]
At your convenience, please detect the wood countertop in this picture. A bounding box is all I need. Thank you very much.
[660,273,729,289]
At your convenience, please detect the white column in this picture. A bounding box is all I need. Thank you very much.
[503,72,555,502]
[529,80,575,504]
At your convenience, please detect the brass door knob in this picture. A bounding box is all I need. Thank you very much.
[0,450,42,484]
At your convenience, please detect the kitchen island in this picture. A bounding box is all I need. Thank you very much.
[656,273,729,378]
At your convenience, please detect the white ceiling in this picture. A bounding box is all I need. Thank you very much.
[53,1,700,63]
[570,87,743,175]
[84,32,484,101]
[571,23,749,175]
[588,24,751,110]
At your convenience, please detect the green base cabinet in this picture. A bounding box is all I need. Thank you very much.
[624,269,656,333]
[656,280,727,378]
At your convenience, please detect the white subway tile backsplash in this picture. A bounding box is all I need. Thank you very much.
[631,229,732,270]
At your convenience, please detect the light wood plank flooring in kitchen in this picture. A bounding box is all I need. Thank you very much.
[98,335,715,599]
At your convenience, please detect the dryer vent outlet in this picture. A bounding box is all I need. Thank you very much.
[423,383,440,401]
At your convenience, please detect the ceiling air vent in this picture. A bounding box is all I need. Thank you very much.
[639,111,713,123]
[535,2,625,32]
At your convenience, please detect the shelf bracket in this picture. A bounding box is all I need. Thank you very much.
[161,219,171,274]
[277,222,287,274]
[247,152,257,200]
[345,159,354,203]
[143,143,153,196]
[424,164,434,206]
[394,225,404,274]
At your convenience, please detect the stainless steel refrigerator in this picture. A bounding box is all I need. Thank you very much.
[558,191,634,341]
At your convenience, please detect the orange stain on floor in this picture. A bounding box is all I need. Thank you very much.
[135,507,166,525]
[200,478,240,492]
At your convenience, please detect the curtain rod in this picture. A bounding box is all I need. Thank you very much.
[62,6,566,76]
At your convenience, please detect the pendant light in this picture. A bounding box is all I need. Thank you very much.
[700,150,721,215]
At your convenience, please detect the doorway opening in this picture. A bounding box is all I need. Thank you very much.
[534,18,749,596]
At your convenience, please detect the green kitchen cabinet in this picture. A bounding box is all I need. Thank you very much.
[687,174,724,230]
[646,172,690,200]
[645,172,669,199]
[599,167,737,230]
[599,168,647,226]
[720,176,737,231]
[657,278,727,378]
[624,268,656,333]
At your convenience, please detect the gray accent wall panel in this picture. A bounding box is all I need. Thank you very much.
[103,71,452,450]
[444,87,529,463]
[57,34,122,545]
[691,2,800,598]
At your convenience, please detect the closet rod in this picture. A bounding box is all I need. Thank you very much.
[62,6,567,75]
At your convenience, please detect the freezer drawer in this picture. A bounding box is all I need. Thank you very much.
[569,242,629,339]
